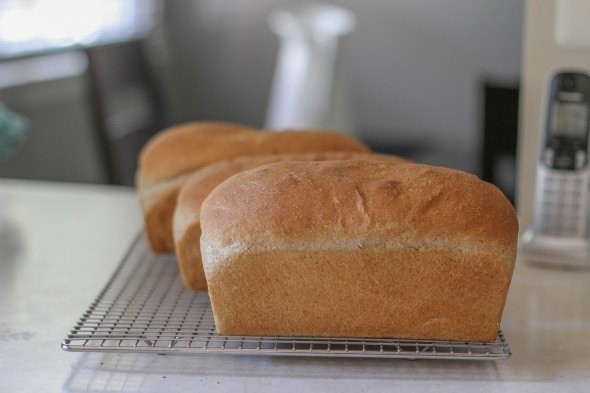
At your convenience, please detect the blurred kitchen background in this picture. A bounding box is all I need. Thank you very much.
[0,0,524,201]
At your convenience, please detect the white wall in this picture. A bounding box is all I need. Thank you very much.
[516,0,590,231]
[162,0,524,173]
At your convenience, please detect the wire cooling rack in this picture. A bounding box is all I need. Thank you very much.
[61,233,511,360]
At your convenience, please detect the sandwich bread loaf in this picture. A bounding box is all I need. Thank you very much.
[200,160,519,342]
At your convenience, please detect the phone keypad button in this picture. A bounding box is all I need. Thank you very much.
[539,172,587,237]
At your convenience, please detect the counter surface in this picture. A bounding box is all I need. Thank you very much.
[0,179,588,393]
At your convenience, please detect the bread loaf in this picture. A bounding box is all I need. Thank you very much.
[136,122,370,252]
[200,160,518,342]
[174,152,410,290]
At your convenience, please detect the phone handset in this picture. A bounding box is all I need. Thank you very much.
[522,70,590,268]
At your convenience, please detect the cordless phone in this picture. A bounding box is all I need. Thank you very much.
[522,70,590,268]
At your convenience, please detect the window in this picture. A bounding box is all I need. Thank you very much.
[0,0,159,58]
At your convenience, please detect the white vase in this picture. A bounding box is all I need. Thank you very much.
[265,3,356,135]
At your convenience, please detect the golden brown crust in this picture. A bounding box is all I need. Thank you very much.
[174,152,410,290]
[136,124,371,253]
[206,249,510,342]
[200,161,519,341]
[138,123,369,184]
[202,161,517,252]
[138,121,257,183]
[175,223,206,290]
[143,186,180,252]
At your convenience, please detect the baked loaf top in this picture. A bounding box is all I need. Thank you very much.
[137,121,257,184]
[137,122,369,184]
[201,160,518,260]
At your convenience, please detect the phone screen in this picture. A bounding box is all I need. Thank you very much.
[551,101,589,138]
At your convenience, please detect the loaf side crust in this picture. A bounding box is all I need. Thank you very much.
[138,171,195,252]
[203,247,513,342]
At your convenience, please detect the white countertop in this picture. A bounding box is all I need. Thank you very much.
[0,179,589,393]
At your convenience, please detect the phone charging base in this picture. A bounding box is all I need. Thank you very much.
[521,230,590,269]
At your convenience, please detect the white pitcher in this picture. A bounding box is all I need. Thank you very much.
[265,3,356,135]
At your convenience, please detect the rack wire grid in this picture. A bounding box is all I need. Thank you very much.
[62,233,511,360]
